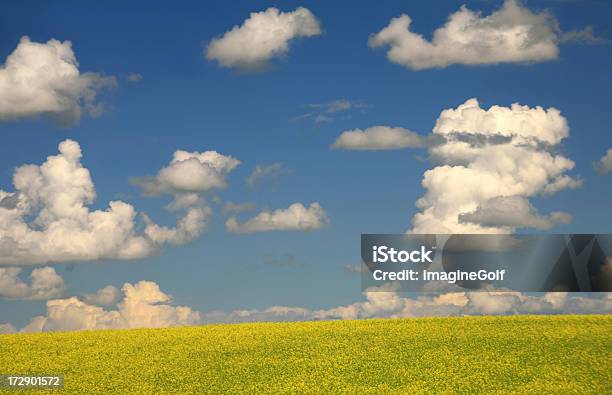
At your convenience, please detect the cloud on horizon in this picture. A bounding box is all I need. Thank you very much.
[201,285,612,324]
[2,280,610,334]
[13,281,200,333]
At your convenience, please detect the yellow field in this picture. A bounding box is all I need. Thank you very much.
[0,315,610,394]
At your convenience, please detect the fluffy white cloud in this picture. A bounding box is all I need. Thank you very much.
[332,126,424,150]
[0,267,65,299]
[82,285,120,306]
[0,140,208,265]
[20,281,200,333]
[226,202,329,233]
[459,196,571,230]
[131,149,238,238]
[0,36,116,124]
[247,163,289,186]
[369,0,563,70]
[206,7,321,70]
[594,148,612,175]
[133,150,240,196]
[411,98,581,233]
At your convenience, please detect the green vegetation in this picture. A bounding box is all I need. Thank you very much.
[0,315,610,394]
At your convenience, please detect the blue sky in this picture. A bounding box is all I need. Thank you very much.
[0,0,611,329]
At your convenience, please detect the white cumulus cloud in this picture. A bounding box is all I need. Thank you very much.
[332,126,424,150]
[411,98,581,234]
[132,150,240,196]
[594,148,612,175]
[131,149,239,239]
[369,0,564,70]
[0,140,209,266]
[0,36,116,125]
[226,202,329,233]
[206,7,321,70]
[20,281,200,333]
[0,267,65,299]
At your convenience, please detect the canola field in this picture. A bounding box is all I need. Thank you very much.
[0,315,610,394]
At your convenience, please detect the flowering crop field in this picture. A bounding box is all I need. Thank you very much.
[0,315,610,394]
